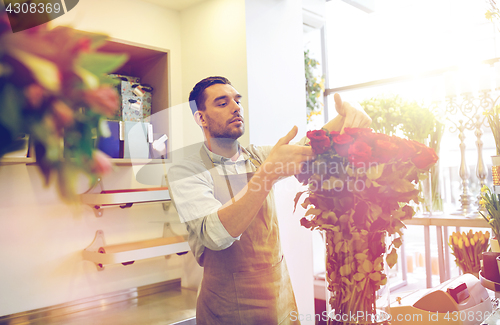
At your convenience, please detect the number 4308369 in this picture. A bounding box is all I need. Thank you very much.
[5,1,61,14]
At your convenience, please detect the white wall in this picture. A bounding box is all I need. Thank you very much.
[245,0,316,323]
[179,0,249,149]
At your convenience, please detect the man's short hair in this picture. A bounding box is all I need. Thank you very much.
[189,76,231,114]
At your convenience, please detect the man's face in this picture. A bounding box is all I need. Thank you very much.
[201,83,245,139]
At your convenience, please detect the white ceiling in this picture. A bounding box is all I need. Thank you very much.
[139,0,207,11]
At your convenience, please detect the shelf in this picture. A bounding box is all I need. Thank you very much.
[81,186,170,216]
[110,158,169,166]
[0,157,36,165]
[83,230,190,270]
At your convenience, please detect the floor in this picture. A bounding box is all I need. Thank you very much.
[0,286,197,325]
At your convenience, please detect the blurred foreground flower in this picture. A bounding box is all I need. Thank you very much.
[0,4,127,201]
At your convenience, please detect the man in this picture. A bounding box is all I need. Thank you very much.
[167,76,371,325]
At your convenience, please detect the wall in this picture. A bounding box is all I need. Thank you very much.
[179,0,249,149]
[245,0,316,323]
[0,0,187,316]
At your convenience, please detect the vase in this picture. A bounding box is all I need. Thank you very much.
[492,156,500,186]
[324,230,391,325]
[419,171,432,215]
[483,252,500,283]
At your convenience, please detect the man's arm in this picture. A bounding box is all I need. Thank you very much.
[218,126,314,237]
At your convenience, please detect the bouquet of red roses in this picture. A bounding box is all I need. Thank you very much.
[295,127,438,325]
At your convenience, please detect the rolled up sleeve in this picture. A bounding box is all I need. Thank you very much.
[167,163,239,260]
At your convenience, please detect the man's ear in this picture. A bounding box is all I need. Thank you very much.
[194,111,205,127]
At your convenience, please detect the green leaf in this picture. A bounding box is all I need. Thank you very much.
[8,48,60,92]
[322,176,344,190]
[306,207,322,216]
[366,163,385,180]
[362,259,373,273]
[392,237,403,249]
[74,66,99,89]
[0,84,23,136]
[77,52,128,76]
[387,247,398,268]
[392,178,416,192]
[293,191,306,213]
[353,273,365,282]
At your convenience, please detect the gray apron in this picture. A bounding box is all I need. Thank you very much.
[196,147,300,325]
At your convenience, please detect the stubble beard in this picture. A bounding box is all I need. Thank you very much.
[206,115,244,140]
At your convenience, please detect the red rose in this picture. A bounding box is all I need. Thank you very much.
[307,129,331,154]
[91,150,114,175]
[331,133,354,157]
[348,140,372,167]
[344,128,373,137]
[372,134,399,163]
[411,142,438,170]
[395,138,417,162]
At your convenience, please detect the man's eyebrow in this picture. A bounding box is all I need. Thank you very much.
[213,94,243,102]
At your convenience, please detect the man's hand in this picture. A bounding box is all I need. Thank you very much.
[217,126,314,238]
[323,93,372,134]
[263,126,315,181]
[334,93,371,133]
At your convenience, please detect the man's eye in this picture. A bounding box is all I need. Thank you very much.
[219,102,227,107]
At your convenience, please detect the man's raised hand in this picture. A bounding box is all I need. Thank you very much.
[334,93,371,133]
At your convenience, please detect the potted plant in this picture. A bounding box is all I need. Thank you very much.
[449,230,490,278]
[304,49,324,126]
[479,185,500,251]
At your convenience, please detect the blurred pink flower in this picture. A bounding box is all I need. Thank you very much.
[84,85,120,117]
[91,150,113,175]
[51,100,74,128]
[24,84,45,108]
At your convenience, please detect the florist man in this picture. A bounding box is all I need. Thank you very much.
[167,76,371,325]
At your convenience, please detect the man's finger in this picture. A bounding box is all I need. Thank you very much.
[277,125,298,146]
[334,93,344,116]
[340,103,355,134]
[361,117,372,128]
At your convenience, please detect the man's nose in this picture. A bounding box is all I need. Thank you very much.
[231,100,242,113]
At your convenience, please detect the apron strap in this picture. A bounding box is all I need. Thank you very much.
[199,146,262,203]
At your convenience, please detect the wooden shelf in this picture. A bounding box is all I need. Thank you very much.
[83,230,189,270]
[81,186,171,217]
[0,157,35,164]
[111,158,169,166]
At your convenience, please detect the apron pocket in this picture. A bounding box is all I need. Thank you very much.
[233,256,298,325]
[197,271,240,325]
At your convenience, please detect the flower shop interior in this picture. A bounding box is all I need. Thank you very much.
[2,0,500,324]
